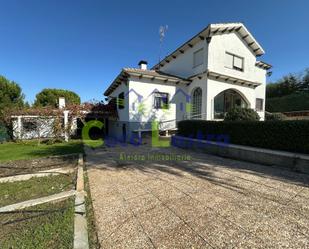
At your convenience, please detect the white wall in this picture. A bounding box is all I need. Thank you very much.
[109,81,129,122]
[107,77,190,140]
[208,32,266,83]
[206,32,267,120]
[128,77,179,123]
[187,76,207,117]
[206,78,257,120]
[159,40,208,78]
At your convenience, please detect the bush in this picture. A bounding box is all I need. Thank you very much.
[224,108,260,121]
[177,120,309,154]
[265,112,287,121]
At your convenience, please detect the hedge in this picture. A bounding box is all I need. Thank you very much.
[177,120,309,154]
[266,92,309,112]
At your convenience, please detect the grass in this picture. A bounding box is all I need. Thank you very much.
[84,170,100,249]
[0,198,74,249]
[0,139,84,162]
[0,173,76,207]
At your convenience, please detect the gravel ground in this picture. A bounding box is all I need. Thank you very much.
[85,144,309,248]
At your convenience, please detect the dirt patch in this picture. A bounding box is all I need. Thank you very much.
[0,154,78,177]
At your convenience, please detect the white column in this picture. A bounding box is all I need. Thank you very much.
[17,116,22,139]
[63,111,69,142]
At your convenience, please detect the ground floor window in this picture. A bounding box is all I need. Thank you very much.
[214,89,248,119]
[154,92,169,109]
[255,98,264,111]
[191,87,202,119]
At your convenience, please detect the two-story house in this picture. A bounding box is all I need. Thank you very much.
[104,23,271,141]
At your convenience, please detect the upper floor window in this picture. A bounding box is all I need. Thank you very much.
[117,92,125,109]
[256,98,263,111]
[193,48,204,68]
[226,52,244,71]
[154,92,169,109]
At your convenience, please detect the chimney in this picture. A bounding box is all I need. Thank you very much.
[138,60,148,70]
[58,97,66,109]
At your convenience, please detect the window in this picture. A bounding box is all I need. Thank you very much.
[23,120,37,132]
[256,98,263,111]
[193,48,204,67]
[154,92,169,109]
[191,88,202,119]
[117,92,125,109]
[226,52,244,71]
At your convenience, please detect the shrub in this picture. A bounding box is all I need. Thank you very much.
[224,108,260,121]
[177,120,309,154]
[265,112,287,121]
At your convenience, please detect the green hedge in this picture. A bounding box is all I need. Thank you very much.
[177,120,309,154]
[266,92,309,112]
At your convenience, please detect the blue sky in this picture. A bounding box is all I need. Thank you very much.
[0,0,308,103]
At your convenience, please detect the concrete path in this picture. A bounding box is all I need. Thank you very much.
[0,190,76,212]
[86,145,309,248]
[0,167,75,183]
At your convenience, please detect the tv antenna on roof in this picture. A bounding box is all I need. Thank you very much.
[158,25,168,69]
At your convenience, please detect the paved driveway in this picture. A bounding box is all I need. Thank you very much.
[86,145,309,248]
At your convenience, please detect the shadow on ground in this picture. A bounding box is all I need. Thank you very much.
[85,144,309,189]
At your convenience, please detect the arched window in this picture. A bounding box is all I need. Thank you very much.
[214,89,249,119]
[191,87,202,119]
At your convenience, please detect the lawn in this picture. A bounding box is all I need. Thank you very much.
[0,198,74,249]
[84,170,100,249]
[0,173,76,207]
[0,140,84,162]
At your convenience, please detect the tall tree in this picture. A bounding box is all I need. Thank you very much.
[34,88,81,108]
[0,75,24,120]
[300,68,309,91]
[266,74,301,98]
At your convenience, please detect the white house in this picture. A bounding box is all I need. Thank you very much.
[104,23,271,141]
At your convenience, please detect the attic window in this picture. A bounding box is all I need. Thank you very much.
[226,52,244,71]
[193,48,204,68]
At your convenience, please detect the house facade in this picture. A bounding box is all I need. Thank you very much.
[104,23,271,141]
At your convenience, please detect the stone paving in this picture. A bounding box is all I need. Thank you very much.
[85,145,309,248]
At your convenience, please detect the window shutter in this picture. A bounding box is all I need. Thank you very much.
[225,53,233,68]
[193,49,204,67]
[255,98,263,111]
[234,56,243,69]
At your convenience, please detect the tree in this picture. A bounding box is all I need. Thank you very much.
[300,68,309,91]
[34,88,81,108]
[0,75,25,121]
[266,74,301,98]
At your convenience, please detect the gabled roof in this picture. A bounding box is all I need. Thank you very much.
[153,22,265,70]
[104,68,191,96]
